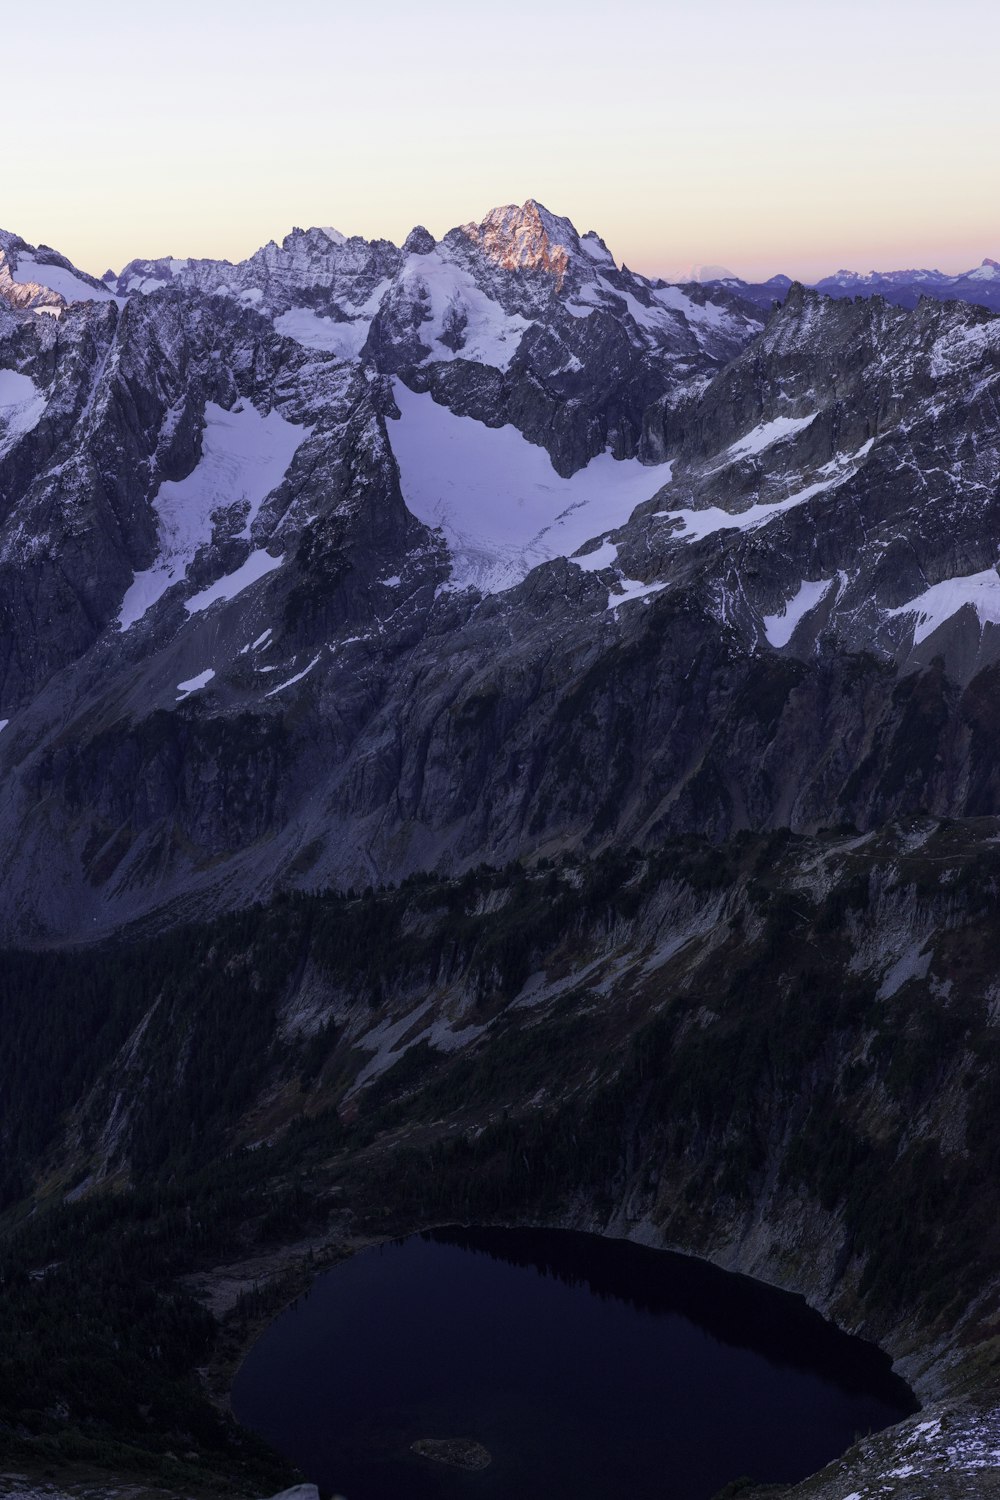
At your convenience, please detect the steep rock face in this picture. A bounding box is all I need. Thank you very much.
[0,289,348,710]
[0,206,999,941]
[8,829,1000,1495]
[458,199,577,284]
[10,826,1000,1398]
[108,200,762,475]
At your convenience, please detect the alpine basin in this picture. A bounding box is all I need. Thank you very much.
[231,1226,917,1500]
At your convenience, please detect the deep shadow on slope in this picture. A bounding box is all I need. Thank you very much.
[3,824,1000,1488]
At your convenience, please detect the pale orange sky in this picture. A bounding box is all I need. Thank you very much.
[4,0,997,283]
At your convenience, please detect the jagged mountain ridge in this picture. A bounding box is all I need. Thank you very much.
[99,199,759,415]
[1,203,999,941]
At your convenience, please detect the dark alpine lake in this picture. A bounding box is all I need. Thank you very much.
[231,1226,917,1500]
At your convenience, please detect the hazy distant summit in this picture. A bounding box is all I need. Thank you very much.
[665,262,739,284]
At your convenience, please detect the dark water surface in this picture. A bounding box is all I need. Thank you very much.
[231,1226,917,1500]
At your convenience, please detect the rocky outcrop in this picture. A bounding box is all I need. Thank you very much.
[411,1438,491,1470]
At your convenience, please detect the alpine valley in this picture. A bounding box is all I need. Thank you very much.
[2,202,1000,1500]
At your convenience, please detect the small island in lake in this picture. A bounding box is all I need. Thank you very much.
[411,1437,492,1470]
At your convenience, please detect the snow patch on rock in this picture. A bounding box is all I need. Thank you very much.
[888,567,1000,644]
[725,412,817,461]
[655,474,841,545]
[607,576,667,609]
[930,317,1000,376]
[185,549,284,615]
[240,627,273,656]
[176,668,215,700]
[763,578,834,646]
[878,940,933,999]
[572,539,619,572]
[265,653,321,698]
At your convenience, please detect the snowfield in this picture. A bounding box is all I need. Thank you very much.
[273,277,389,356]
[564,272,751,346]
[388,382,667,594]
[395,249,533,370]
[654,474,842,544]
[118,401,310,628]
[11,254,119,305]
[0,369,46,457]
[273,307,373,359]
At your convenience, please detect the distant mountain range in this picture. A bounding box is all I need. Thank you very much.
[709,257,1000,312]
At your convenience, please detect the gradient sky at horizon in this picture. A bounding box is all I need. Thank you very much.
[4,0,997,282]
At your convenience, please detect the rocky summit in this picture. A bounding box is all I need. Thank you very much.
[0,201,766,942]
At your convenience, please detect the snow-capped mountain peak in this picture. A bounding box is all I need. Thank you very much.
[456,199,581,285]
[0,232,120,313]
[2,204,1000,944]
